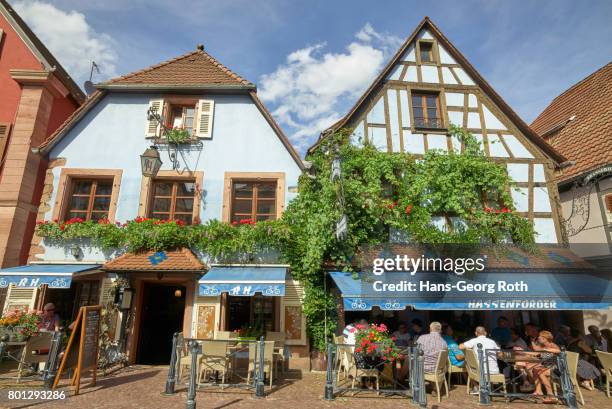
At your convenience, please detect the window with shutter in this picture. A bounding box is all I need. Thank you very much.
[0,122,10,163]
[145,99,164,137]
[195,99,214,138]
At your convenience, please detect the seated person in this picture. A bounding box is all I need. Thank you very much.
[567,329,601,391]
[416,322,448,373]
[38,303,61,332]
[491,316,512,348]
[460,326,500,374]
[411,319,424,339]
[528,331,560,403]
[509,327,528,350]
[392,322,411,347]
[442,324,464,368]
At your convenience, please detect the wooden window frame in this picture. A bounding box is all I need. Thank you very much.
[53,169,122,223]
[411,91,444,130]
[148,179,197,223]
[230,180,278,223]
[166,104,197,136]
[222,172,285,222]
[139,170,203,223]
[63,179,113,221]
[417,40,435,64]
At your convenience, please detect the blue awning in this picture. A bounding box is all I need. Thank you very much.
[199,266,286,296]
[0,264,101,289]
[330,270,612,311]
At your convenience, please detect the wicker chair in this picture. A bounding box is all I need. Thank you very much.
[424,349,449,402]
[464,349,507,398]
[596,350,612,399]
[247,341,276,389]
[198,341,231,387]
[447,355,466,388]
[552,351,585,405]
[16,332,53,383]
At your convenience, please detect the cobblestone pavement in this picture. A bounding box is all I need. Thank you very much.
[0,366,609,409]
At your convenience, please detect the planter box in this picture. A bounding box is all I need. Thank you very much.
[0,326,29,342]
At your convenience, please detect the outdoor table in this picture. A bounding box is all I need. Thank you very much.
[495,350,548,397]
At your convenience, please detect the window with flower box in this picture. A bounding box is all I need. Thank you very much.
[230,181,277,223]
[64,179,113,222]
[145,98,215,139]
[148,180,197,224]
[167,105,196,136]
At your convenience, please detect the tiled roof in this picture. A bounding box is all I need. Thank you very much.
[100,47,253,87]
[531,62,612,183]
[102,248,206,272]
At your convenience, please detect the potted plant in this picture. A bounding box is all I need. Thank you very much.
[234,324,263,341]
[0,310,41,342]
[166,126,192,144]
[353,323,403,369]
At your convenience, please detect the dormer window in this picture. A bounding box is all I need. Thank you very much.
[419,41,434,63]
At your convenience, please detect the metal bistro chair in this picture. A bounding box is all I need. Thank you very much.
[348,351,380,395]
[17,332,53,383]
[597,350,612,398]
[464,349,507,398]
[199,340,231,387]
[247,341,276,389]
[552,351,585,406]
[424,349,449,403]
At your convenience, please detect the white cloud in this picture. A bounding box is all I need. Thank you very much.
[259,23,402,152]
[13,1,118,86]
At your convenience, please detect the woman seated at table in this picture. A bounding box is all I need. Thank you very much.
[567,329,601,391]
[441,324,464,368]
[515,330,560,404]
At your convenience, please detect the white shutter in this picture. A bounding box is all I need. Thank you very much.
[145,99,164,137]
[4,285,37,313]
[195,99,214,138]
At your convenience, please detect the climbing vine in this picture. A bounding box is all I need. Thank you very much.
[35,125,535,351]
[279,125,535,350]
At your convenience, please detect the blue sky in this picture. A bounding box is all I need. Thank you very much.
[12,0,612,154]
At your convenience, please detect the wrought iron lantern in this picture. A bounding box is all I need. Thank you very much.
[140,146,162,177]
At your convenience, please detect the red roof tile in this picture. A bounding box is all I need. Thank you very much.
[102,248,205,272]
[531,63,612,183]
[101,48,252,87]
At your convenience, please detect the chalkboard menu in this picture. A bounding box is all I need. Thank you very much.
[53,305,101,395]
[82,308,100,370]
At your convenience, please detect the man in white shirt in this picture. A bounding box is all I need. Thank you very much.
[460,326,500,374]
